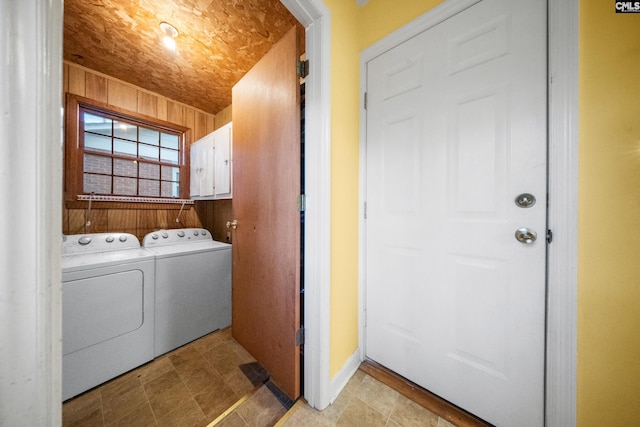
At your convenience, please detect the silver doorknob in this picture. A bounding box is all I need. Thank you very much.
[226,220,238,230]
[515,228,537,244]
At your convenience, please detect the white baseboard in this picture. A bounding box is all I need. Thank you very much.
[328,349,362,405]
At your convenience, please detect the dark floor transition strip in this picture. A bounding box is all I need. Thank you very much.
[239,361,270,386]
[265,380,297,410]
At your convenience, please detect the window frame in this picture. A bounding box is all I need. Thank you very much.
[64,94,191,202]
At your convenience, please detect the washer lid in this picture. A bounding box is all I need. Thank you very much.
[62,247,155,272]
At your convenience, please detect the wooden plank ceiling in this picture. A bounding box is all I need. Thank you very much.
[64,0,302,115]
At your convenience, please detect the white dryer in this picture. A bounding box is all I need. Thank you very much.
[142,228,232,357]
[61,233,155,401]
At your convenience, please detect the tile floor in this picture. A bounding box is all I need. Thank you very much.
[277,370,457,427]
[62,328,458,427]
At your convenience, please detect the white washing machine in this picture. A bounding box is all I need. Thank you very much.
[61,233,155,401]
[142,228,232,357]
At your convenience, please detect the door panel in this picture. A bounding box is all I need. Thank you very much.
[231,27,301,399]
[365,0,546,425]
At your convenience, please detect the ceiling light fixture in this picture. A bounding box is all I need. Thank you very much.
[160,22,178,51]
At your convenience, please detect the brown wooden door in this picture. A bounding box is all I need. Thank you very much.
[231,27,301,399]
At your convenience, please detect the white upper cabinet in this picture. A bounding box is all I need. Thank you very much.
[190,122,232,199]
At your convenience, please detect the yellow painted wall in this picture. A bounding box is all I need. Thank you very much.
[359,0,444,48]
[322,0,362,377]
[578,1,640,425]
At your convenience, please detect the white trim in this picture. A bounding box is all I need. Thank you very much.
[546,0,578,425]
[328,349,361,404]
[359,0,578,426]
[281,0,333,410]
[0,0,63,425]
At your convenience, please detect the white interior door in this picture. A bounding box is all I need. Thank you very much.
[364,0,547,425]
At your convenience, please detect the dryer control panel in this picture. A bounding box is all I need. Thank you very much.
[142,228,212,247]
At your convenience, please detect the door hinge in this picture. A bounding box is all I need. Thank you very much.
[364,92,368,110]
[547,229,553,244]
[295,327,305,346]
[297,194,306,212]
[297,60,309,78]
[364,201,367,219]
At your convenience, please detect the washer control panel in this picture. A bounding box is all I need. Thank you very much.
[142,228,212,247]
[62,233,141,255]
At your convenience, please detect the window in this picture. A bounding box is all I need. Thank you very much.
[65,95,191,201]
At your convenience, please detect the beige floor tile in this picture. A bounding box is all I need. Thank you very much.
[136,356,174,385]
[144,371,194,420]
[143,370,183,399]
[204,340,241,362]
[194,382,238,420]
[218,411,249,427]
[354,375,399,417]
[315,387,353,424]
[101,377,148,425]
[341,369,366,396]
[155,398,207,427]
[106,401,156,427]
[178,363,227,396]
[280,403,334,427]
[437,417,458,427]
[231,385,289,427]
[225,367,260,396]
[336,397,388,427]
[169,345,209,371]
[62,388,104,427]
[389,395,439,427]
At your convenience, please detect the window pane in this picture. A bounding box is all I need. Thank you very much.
[84,173,111,194]
[139,162,160,180]
[161,181,179,198]
[160,148,179,164]
[84,133,112,153]
[161,133,179,149]
[114,121,138,141]
[114,158,137,178]
[139,179,159,197]
[139,127,159,145]
[161,165,180,181]
[84,113,112,136]
[139,144,159,161]
[84,154,112,175]
[113,176,137,195]
[113,138,137,157]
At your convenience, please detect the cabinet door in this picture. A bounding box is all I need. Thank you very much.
[214,123,232,198]
[199,136,215,197]
[189,142,201,197]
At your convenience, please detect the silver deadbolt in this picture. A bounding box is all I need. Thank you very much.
[515,228,537,244]
[515,193,536,208]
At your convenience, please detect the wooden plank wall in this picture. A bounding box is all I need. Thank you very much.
[63,61,227,242]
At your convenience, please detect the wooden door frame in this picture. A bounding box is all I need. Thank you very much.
[358,0,578,426]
